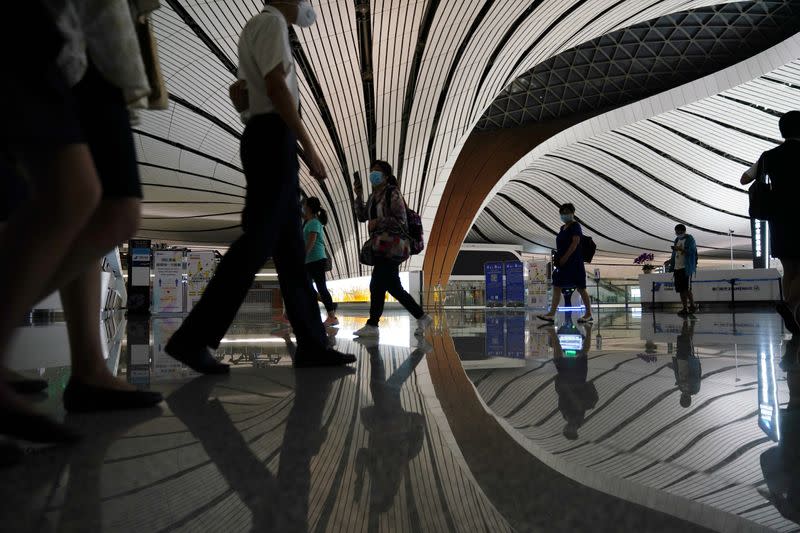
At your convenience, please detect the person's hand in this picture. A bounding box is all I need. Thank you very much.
[229,80,249,112]
[306,146,327,181]
[353,174,363,199]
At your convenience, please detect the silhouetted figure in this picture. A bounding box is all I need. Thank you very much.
[352,160,432,339]
[761,336,800,521]
[538,203,593,324]
[165,1,354,371]
[548,323,598,440]
[354,341,426,521]
[669,319,701,408]
[167,354,351,533]
[742,111,800,335]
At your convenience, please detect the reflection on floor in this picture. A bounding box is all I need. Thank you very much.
[1,309,797,532]
[462,309,795,532]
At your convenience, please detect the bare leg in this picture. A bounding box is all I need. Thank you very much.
[544,286,562,317]
[577,288,593,319]
[0,145,101,360]
[60,266,134,391]
[37,198,140,301]
[679,291,689,311]
[687,289,696,310]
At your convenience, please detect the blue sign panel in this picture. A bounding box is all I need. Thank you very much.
[504,261,525,306]
[486,314,505,357]
[485,262,504,306]
[505,313,526,359]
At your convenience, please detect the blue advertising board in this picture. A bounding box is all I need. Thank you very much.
[504,261,525,306]
[485,314,505,357]
[505,313,526,358]
[485,262,504,306]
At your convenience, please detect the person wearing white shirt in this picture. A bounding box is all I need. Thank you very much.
[165,1,356,370]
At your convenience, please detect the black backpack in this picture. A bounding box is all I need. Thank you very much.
[581,236,597,264]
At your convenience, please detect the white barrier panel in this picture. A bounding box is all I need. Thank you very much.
[640,269,782,305]
[527,260,549,309]
[152,250,185,314]
[187,251,216,310]
[326,272,413,304]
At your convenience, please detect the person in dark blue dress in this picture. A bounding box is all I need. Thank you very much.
[538,203,593,323]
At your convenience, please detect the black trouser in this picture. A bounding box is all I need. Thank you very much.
[367,259,424,326]
[306,259,336,313]
[172,114,327,353]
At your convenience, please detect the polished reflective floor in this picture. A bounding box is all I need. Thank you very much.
[2,308,797,532]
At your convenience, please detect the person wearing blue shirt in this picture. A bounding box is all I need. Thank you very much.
[303,197,338,326]
[671,224,698,317]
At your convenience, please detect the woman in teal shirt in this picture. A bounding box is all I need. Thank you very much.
[303,197,338,326]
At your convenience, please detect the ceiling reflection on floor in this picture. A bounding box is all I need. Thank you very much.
[457,309,797,532]
[2,308,797,532]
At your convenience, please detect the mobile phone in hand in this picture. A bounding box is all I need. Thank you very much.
[353,171,363,194]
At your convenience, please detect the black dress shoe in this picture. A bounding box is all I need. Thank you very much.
[165,341,230,375]
[63,378,163,413]
[294,348,357,368]
[777,302,800,335]
[6,377,48,395]
[0,411,81,444]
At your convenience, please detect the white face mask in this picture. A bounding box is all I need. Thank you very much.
[268,1,317,27]
[295,1,317,27]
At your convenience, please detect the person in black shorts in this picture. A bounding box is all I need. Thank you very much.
[1,2,161,446]
[670,224,698,317]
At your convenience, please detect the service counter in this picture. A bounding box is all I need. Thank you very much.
[639,268,782,307]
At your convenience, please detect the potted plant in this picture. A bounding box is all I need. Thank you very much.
[634,252,655,273]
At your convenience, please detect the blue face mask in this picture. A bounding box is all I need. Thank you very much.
[369,171,385,187]
[560,214,574,224]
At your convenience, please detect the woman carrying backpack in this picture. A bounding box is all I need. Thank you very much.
[537,203,593,323]
[303,197,339,327]
[352,160,432,338]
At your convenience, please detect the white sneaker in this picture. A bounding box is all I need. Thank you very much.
[415,314,434,336]
[353,324,379,338]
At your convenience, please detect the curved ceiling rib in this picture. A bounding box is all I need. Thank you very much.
[472,53,800,258]
[137,0,800,276]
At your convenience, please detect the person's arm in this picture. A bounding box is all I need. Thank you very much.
[560,235,580,266]
[354,196,369,223]
[229,80,248,112]
[305,231,317,256]
[352,173,369,222]
[264,66,326,180]
[741,158,760,185]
